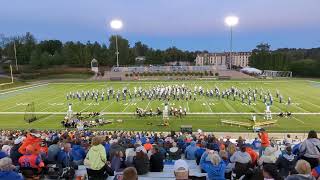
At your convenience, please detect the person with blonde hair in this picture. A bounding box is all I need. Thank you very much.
[85,136,113,180]
[286,160,315,180]
[200,150,226,180]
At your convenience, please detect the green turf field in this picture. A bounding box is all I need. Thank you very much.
[0,80,319,132]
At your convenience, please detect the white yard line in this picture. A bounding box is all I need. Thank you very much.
[100,101,115,112]
[1,112,320,115]
[292,117,305,124]
[145,101,151,110]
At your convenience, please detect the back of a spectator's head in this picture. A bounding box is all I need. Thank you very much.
[0,157,14,171]
[285,146,292,154]
[91,136,102,146]
[227,143,237,155]
[219,150,228,160]
[307,130,317,139]
[295,160,311,175]
[262,164,280,180]
[122,167,138,180]
[208,153,221,166]
[174,159,189,180]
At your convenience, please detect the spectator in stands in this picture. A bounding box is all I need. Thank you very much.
[246,145,259,166]
[230,145,251,179]
[284,134,293,145]
[258,146,277,166]
[125,144,136,167]
[276,146,297,178]
[122,167,138,180]
[0,157,23,180]
[9,136,24,166]
[299,130,320,169]
[133,146,149,175]
[227,143,237,157]
[195,141,206,165]
[219,150,233,178]
[144,139,152,152]
[252,137,262,150]
[150,145,164,172]
[311,161,320,179]
[57,143,75,171]
[286,160,315,180]
[200,150,226,180]
[112,150,126,172]
[18,129,42,155]
[47,137,60,164]
[71,139,86,166]
[230,145,251,164]
[110,139,124,160]
[169,142,181,160]
[174,159,189,180]
[185,141,199,160]
[236,136,245,148]
[224,136,231,148]
[18,144,44,179]
[258,128,270,156]
[262,164,283,180]
[85,137,112,180]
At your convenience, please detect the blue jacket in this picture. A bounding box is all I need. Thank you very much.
[0,171,23,180]
[200,152,226,180]
[195,148,206,164]
[57,151,73,168]
[185,141,199,160]
[71,145,86,161]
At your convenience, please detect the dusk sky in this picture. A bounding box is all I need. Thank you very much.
[1,0,320,51]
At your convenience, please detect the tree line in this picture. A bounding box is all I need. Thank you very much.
[0,32,197,69]
[249,43,320,77]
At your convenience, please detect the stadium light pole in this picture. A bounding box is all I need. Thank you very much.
[110,19,123,67]
[225,16,239,70]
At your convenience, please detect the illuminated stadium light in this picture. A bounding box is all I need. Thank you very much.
[110,19,123,30]
[225,16,239,27]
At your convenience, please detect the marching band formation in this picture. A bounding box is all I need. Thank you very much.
[66,84,292,114]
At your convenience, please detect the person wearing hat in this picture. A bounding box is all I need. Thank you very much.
[133,146,149,175]
[149,144,164,172]
[174,159,189,180]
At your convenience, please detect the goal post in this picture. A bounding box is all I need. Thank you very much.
[24,102,37,123]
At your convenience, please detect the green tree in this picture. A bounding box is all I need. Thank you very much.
[133,41,149,57]
[39,40,62,55]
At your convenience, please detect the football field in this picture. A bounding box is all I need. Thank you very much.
[0,79,319,132]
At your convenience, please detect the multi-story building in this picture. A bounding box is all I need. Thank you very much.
[195,52,251,68]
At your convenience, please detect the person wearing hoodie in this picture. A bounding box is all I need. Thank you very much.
[47,137,61,164]
[230,145,251,179]
[85,137,112,180]
[286,160,316,180]
[0,157,23,180]
[185,141,199,160]
[149,145,164,172]
[276,146,298,178]
[299,130,320,169]
[109,139,124,160]
[258,146,278,166]
[133,146,149,175]
[71,140,86,166]
[200,150,226,180]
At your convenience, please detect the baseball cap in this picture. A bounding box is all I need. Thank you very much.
[174,159,189,172]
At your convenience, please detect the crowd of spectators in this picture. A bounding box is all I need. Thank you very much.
[0,128,319,180]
